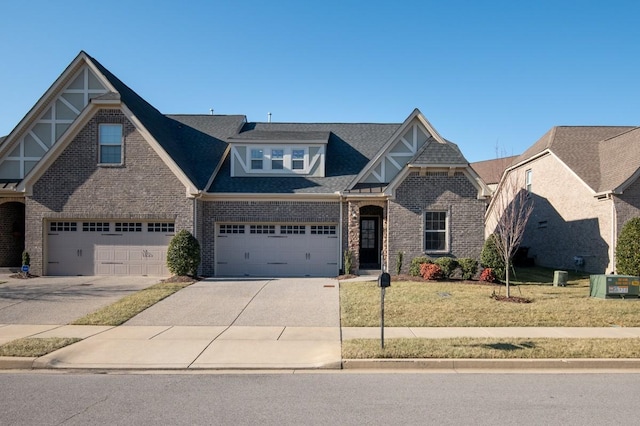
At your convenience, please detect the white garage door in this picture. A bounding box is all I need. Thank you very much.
[47,221,175,276]
[215,223,339,277]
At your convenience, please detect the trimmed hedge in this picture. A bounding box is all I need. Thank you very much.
[166,230,201,276]
[616,217,640,275]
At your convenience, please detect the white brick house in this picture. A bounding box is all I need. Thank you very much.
[0,51,489,277]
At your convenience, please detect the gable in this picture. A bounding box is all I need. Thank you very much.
[0,64,107,180]
[361,117,432,184]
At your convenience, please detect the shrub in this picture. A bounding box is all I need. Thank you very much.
[396,251,404,275]
[409,256,433,276]
[420,263,444,280]
[616,217,640,275]
[479,268,497,283]
[166,230,201,276]
[433,257,459,278]
[458,258,478,280]
[22,251,30,267]
[480,234,505,280]
[343,250,354,275]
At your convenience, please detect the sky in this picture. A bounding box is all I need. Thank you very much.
[2,0,640,162]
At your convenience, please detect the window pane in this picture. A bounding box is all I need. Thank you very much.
[271,149,283,159]
[100,145,121,163]
[251,149,263,170]
[425,211,447,251]
[100,124,122,144]
[272,159,283,169]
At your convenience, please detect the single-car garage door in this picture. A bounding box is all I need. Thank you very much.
[47,221,175,276]
[215,223,339,277]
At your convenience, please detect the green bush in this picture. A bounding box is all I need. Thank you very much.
[344,250,354,275]
[409,256,433,276]
[22,251,30,267]
[616,217,640,275]
[166,230,201,276]
[433,257,459,278]
[480,234,505,280]
[458,258,478,280]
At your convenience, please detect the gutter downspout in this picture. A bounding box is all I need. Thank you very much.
[611,195,617,273]
[339,194,343,273]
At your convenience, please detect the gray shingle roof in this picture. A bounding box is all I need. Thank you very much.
[87,53,246,191]
[514,126,637,193]
[208,122,401,193]
[229,129,330,142]
[410,138,468,166]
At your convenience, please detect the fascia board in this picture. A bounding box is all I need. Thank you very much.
[119,105,199,196]
[199,192,341,202]
[346,109,423,190]
[611,167,640,195]
[0,52,90,159]
[229,139,328,145]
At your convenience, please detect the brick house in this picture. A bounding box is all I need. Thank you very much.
[486,126,640,274]
[0,51,489,277]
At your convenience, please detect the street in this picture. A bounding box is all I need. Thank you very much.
[2,372,639,425]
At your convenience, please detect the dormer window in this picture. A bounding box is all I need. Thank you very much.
[292,149,305,170]
[271,149,284,170]
[251,148,264,170]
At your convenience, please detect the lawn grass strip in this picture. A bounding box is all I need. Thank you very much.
[0,337,81,357]
[71,281,194,326]
[343,337,640,359]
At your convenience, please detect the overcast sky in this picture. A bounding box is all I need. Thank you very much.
[2,0,639,162]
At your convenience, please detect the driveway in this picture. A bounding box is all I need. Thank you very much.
[125,277,340,327]
[0,275,159,324]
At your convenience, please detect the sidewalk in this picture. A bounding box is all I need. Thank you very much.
[3,324,640,371]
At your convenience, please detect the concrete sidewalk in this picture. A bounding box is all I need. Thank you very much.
[3,324,640,370]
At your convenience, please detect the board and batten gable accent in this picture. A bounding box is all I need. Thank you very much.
[25,109,194,275]
[388,171,486,275]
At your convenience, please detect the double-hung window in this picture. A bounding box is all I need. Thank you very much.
[251,149,264,170]
[292,149,305,170]
[271,149,284,170]
[99,124,123,164]
[424,211,448,252]
[525,169,532,193]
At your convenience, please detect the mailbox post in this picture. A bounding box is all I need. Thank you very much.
[378,272,391,349]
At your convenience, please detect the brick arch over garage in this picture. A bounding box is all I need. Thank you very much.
[0,199,25,267]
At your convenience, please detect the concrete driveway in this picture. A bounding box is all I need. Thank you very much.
[0,275,159,324]
[125,277,340,327]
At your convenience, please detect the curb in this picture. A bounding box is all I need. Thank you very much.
[0,356,36,370]
[342,358,640,370]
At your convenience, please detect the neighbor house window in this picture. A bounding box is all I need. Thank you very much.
[251,149,264,170]
[525,169,532,193]
[292,149,305,170]
[271,149,284,170]
[99,124,123,164]
[424,211,448,252]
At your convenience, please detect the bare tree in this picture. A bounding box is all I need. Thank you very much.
[486,172,534,298]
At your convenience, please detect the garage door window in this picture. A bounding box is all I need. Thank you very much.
[83,222,110,232]
[250,225,275,234]
[148,223,175,233]
[220,224,245,234]
[115,222,142,232]
[281,225,305,234]
[50,222,77,232]
[310,225,336,235]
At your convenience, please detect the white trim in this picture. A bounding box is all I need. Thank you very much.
[199,192,342,202]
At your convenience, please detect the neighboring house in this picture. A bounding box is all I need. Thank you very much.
[0,51,490,277]
[487,126,640,274]
[470,156,519,192]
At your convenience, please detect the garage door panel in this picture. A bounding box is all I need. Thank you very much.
[47,221,173,276]
[216,223,338,277]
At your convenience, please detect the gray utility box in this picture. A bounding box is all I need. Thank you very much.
[590,275,640,299]
[553,271,568,287]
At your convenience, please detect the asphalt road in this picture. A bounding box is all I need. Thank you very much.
[2,372,639,425]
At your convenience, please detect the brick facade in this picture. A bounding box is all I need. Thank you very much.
[25,109,194,275]
[200,200,341,276]
[0,199,25,267]
[388,171,486,274]
[518,154,612,273]
[615,178,640,239]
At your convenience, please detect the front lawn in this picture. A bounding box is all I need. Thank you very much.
[340,272,640,327]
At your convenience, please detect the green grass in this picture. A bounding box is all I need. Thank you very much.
[71,280,194,326]
[340,268,640,327]
[0,337,81,357]
[343,338,640,359]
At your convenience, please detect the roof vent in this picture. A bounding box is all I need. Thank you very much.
[267,112,272,123]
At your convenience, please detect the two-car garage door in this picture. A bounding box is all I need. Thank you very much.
[215,223,339,277]
[47,221,174,276]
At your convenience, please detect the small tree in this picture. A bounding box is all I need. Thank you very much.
[395,251,404,275]
[616,217,640,275]
[486,172,534,298]
[21,251,30,278]
[343,250,354,275]
[166,230,200,276]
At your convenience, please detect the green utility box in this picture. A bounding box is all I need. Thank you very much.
[590,275,640,299]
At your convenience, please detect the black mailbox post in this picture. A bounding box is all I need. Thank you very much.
[378,272,391,348]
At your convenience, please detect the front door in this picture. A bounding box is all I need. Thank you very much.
[359,217,379,267]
